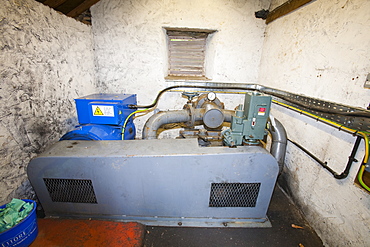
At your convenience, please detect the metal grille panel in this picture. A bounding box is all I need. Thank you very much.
[43,178,97,203]
[209,183,261,207]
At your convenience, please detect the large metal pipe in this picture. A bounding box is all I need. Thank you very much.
[142,109,234,139]
[222,110,234,122]
[142,109,287,174]
[268,118,287,174]
[143,109,203,139]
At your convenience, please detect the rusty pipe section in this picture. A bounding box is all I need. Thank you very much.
[268,118,287,174]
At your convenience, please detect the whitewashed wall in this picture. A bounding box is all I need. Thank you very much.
[0,0,96,205]
[269,0,285,10]
[91,0,270,136]
[260,0,370,246]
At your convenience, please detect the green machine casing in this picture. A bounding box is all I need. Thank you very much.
[223,92,272,146]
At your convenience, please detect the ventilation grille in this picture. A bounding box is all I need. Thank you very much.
[167,30,208,77]
[43,178,97,204]
[209,183,261,207]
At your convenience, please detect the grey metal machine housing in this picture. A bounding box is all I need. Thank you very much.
[28,139,278,227]
[27,92,287,227]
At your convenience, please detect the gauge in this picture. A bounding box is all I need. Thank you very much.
[207,92,216,101]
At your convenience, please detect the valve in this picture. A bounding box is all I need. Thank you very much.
[182,92,199,102]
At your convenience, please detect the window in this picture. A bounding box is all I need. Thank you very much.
[165,27,216,80]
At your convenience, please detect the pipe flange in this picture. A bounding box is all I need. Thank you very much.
[195,93,224,109]
[184,104,196,127]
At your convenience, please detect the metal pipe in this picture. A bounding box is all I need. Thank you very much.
[203,102,225,129]
[130,83,370,118]
[143,108,288,175]
[268,118,287,174]
[142,108,233,139]
[222,110,234,122]
[288,139,333,173]
[142,109,204,139]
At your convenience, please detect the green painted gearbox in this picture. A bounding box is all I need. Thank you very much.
[223,92,271,146]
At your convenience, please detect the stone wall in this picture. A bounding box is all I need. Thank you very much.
[0,0,96,205]
[91,0,270,136]
[260,0,370,246]
[269,0,287,10]
[2,0,369,245]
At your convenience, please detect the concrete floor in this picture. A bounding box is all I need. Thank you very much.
[30,184,322,247]
[144,185,323,247]
[31,219,145,247]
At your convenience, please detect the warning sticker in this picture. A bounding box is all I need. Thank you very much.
[258,107,266,116]
[92,105,114,117]
[94,107,104,115]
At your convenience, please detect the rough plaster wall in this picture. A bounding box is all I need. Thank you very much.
[0,0,96,205]
[259,0,370,246]
[91,0,270,136]
[269,0,287,10]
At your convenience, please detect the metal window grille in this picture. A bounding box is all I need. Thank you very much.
[209,183,261,207]
[167,30,209,77]
[43,178,97,204]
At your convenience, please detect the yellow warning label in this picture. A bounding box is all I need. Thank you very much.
[94,107,104,116]
[92,105,114,117]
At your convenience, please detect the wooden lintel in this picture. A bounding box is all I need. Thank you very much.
[266,0,314,24]
[43,0,68,9]
[164,27,218,34]
[67,0,100,18]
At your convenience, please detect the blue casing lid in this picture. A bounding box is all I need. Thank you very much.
[75,93,137,125]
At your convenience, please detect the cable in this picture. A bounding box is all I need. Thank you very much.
[358,166,370,192]
[358,132,369,164]
[333,136,362,179]
[288,137,361,179]
[267,92,370,118]
[273,99,370,191]
[129,85,370,118]
[129,85,259,109]
[288,139,333,174]
[272,100,370,136]
[357,133,370,192]
[121,109,148,140]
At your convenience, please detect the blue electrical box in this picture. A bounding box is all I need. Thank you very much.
[75,94,137,125]
[60,93,137,141]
